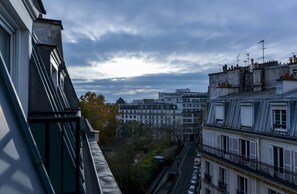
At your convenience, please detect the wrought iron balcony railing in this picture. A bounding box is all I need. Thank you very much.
[198,144,297,189]
[236,189,247,194]
[204,173,212,183]
[218,179,227,191]
[28,109,81,194]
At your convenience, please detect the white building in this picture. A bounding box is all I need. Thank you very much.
[117,99,180,129]
[200,58,297,194]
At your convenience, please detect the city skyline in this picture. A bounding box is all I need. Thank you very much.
[43,0,297,102]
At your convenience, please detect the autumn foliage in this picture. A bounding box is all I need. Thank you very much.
[79,92,118,145]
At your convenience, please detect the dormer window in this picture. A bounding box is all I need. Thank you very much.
[240,103,253,127]
[271,103,288,132]
[273,109,286,130]
[215,103,225,124]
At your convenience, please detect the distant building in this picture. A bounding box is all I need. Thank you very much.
[159,89,207,141]
[117,89,207,141]
[0,1,120,193]
[200,58,297,194]
[117,99,180,129]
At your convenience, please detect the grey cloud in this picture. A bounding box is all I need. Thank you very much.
[43,0,297,102]
[73,71,211,103]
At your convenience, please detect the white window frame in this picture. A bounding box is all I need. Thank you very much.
[270,103,288,132]
[240,103,253,127]
[0,18,14,77]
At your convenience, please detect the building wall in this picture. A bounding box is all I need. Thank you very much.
[0,65,46,194]
[0,0,40,115]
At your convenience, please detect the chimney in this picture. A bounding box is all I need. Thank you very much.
[250,58,254,72]
[276,79,297,94]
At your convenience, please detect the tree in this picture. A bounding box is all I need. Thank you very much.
[79,92,118,145]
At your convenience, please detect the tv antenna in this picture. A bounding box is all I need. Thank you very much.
[258,40,266,63]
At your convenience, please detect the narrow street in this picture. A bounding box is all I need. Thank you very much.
[172,142,197,194]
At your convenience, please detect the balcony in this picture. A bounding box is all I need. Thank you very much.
[218,180,227,192]
[204,173,212,184]
[236,189,247,194]
[28,109,82,194]
[199,144,297,190]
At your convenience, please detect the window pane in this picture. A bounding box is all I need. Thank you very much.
[0,26,10,70]
[281,110,286,128]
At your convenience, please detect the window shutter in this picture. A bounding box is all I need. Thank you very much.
[233,138,239,162]
[294,152,297,185]
[240,105,253,127]
[284,149,291,181]
[229,137,233,160]
[250,141,257,169]
[217,135,221,156]
[268,146,274,176]
[215,104,224,123]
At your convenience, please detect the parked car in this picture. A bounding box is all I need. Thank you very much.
[193,163,199,170]
[194,153,201,164]
[187,185,196,194]
[192,169,198,176]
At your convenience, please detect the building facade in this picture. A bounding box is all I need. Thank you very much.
[117,99,180,129]
[0,0,120,193]
[159,89,207,141]
[200,58,297,194]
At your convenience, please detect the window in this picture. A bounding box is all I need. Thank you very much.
[269,146,292,181]
[215,103,224,123]
[240,103,253,127]
[0,25,10,69]
[271,103,287,131]
[204,161,212,183]
[205,161,211,175]
[221,135,229,154]
[217,135,229,156]
[268,189,281,194]
[273,109,286,130]
[237,175,247,194]
[273,146,284,174]
[240,139,250,161]
[219,167,226,183]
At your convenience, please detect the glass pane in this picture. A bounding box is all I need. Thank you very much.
[0,26,10,70]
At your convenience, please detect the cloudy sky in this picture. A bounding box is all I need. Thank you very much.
[43,0,297,102]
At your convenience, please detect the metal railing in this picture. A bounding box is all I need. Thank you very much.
[199,144,297,189]
[204,173,212,183]
[28,109,81,194]
[236,189,247,194]
[218,179,227,191]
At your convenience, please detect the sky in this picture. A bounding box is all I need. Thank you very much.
[43,0,297,103]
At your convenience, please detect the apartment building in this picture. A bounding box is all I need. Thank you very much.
[117,99,180,129]
[200,57,297,194]
[0,1,120,193]
[159,89,207,140]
